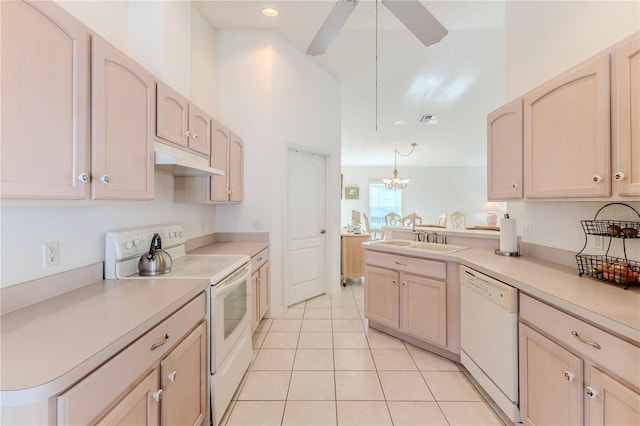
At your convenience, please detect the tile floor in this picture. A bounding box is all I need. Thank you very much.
[222,281,507,426]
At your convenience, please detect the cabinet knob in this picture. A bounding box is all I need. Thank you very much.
[563,370,575,382]
[152,389,163,402]
[168,371,178,382]
[185,130,192,138]
[320,229,326,234]
[614,172,625,181]
[77,173,90,183]
[100,175,110,184]
[402,281,406,286]
[592,175,602,183]
[193,133,198,140]
[585,387,598,399]
[392,279,397,285]
[512,182,519,189]
[228,190,232,195]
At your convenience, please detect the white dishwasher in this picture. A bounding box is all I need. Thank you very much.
[460,265,520,423]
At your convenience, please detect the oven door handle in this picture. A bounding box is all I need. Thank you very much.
[215,267,251,297]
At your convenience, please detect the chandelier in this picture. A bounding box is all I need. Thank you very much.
[383,143,417,190]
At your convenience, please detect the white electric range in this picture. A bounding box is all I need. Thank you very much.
[104,224,252,426]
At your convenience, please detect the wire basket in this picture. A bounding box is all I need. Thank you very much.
[576,255,640,289]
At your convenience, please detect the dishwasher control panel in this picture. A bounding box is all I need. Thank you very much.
[460,265,518,312]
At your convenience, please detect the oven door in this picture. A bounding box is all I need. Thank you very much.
[211,262,251,372]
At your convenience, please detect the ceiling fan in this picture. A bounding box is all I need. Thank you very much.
[306,0,448,56]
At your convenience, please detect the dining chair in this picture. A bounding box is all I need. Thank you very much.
[438,212,448,227]
[384,212,402,226]
[402,212,423,227]
[450,211,466,230]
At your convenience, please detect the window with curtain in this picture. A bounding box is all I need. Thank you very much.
[369,183,402,230]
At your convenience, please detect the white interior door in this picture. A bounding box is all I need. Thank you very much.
[287,149,327,306]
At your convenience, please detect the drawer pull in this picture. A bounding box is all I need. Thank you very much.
[151,333,170,351]
[394,261,408,267]
[571,330,601,349]
[564,371,575,382]
[152,389,163,402]
[585,386,598,399]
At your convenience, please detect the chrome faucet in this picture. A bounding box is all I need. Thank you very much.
[432,232,438,244]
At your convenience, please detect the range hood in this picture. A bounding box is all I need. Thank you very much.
[154,142,224,177]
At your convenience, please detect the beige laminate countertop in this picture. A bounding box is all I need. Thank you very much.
[189,241,268,258]
[364,242,640,344]
[0,277,209,401]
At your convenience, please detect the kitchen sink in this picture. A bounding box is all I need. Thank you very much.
[374,239,469,254]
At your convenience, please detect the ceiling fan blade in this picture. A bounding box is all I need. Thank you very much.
[382,0,448,47]
[306,0,359,56]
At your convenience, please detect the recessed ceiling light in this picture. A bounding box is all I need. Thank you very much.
[262,8,279,17]
[419,114,438,124]
[395,120,408,125]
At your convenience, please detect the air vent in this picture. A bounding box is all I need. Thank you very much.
[419,114,438,124]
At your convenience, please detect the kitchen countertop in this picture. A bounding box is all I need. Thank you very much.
[189,241,268,258]
[0,276,209,401]
[364,241,640,344]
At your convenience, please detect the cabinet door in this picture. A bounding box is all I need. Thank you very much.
[524,53,611,198]
[229,133,244,202]
[613,32,640,197]
[160,321,207,426]
[259,263,270,319]
[487,99,523,199]
[519,323,583,426]
[1,0,90,199]
[587,366,640,426]
[364,266,399,329]
[400,273,447,347]
[210,119,230,202]
[156,83,189,148]
[91,36,155,200]
[251,270,260,332]
[96,369,159,426]
[188,104,211,157]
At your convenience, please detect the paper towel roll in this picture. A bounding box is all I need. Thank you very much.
[500,217,518,253]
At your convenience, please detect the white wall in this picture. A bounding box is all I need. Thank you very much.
[341,166,489,229]
[504,1,640,251]
[213,31,342,315]
[0,2,220,287]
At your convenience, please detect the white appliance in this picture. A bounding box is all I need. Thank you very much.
[460,265,520,423]
[105,224,252,426]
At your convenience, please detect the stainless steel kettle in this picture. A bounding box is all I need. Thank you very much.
[138,233,172,276]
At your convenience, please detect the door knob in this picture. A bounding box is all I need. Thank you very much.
[320,229,326,234]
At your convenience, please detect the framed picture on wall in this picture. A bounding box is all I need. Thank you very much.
[345,186,359,199]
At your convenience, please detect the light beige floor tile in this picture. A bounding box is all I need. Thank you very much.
[294,348,334,370]
[372,349,417,370]
[289,301,307,309]
[378,371,434,401]
[334,349,376,370]
[409,349,460,371]
[270,318,303,332]
[387,401,448,426]
[330,298,358,309]
[288,371,336,400]
[335,371,384,400]
[336,401,392,425]
[305,296,332,308]
[333,319,365,332]
[225,401,285,425]
[252,331,266,349]
[276,308,305,319]
[283,401,337,425]
[304,308,332,319]
[438,401,504,425]
[301,319,332,332]
[298,332,333,348]
[255,318,273,332]
[421,371,484,401]
[333,332,369,349]
[331,307,361,319]
[367,331,406,349]
[251,349,296,370]
[261,332,299,349]
[403,341,421,350]
[238,371,291,400]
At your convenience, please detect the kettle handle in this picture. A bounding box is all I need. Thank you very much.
[147,233,162,259]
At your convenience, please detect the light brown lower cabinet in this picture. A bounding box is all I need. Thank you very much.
[251,247,270,332]
[57,294,207,426]
[519,294,640,426]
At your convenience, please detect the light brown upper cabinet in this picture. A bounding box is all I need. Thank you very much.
[612,33,640,197]
[487,99,523,199]
[523,53,611,198]
[91,36,155,201]
[156,83,211,158]
[211,120,244,203]
[1,0,90,200]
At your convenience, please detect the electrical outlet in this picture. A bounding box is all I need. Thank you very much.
[44,242,59,267]
[522,224,534,237]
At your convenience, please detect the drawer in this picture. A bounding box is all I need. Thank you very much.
[365,250,446,280]
[251,247,269,271]
[57,292,206,425]
[520,293,640,388]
